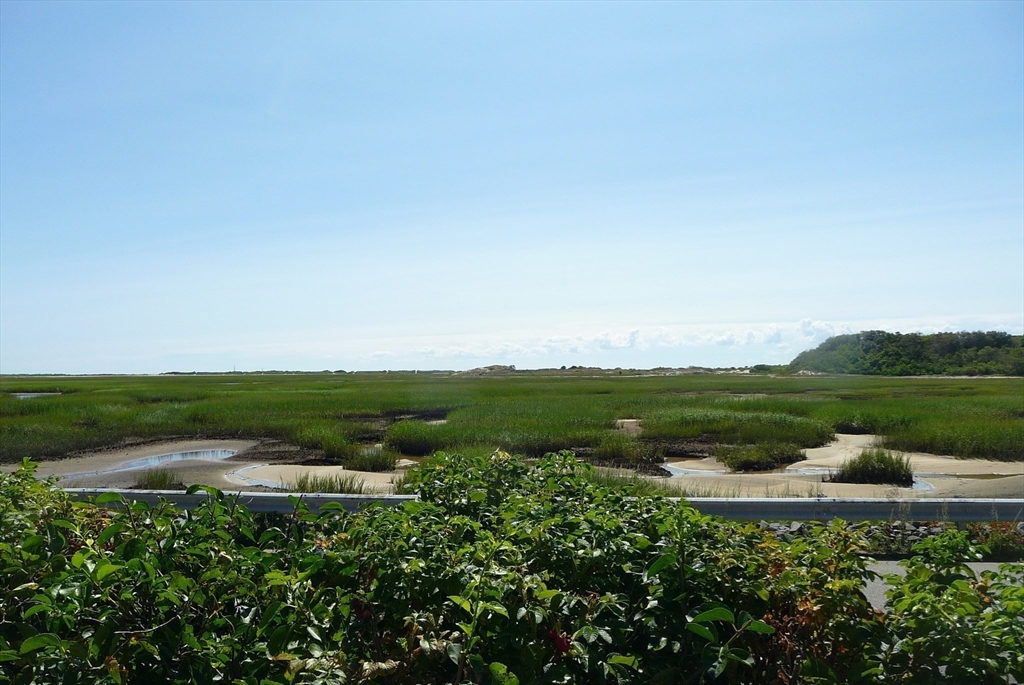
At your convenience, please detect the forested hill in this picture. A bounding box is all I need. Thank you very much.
[788,331,1024,376]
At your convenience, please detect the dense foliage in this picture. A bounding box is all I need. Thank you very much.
[789,331,1024,377]
[3,373,1021,463]
[3,455,1022,684]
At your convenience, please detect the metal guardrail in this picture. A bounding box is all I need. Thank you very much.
[65,489,1024,522]
[64,489,416,513]
[685,498,1024,523]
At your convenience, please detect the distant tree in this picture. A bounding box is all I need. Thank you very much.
[788,331,1024,376]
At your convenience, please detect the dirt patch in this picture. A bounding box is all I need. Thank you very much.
[643,437,717,458]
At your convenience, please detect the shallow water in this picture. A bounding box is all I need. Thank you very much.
[228,464,288,490]
[61,449,237,480]
[12,393,61,399]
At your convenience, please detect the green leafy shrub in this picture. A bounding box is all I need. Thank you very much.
[830,448,914,487]
[2,454,1021,684]
[715,442,805,472]
[968,522,1024,562]
[862,531,1024,682]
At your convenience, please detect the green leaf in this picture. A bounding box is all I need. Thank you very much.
[268,625,291,656]
[94,492,123,505]
[20,633,63,654]
[97,522,126,546]
[685,623,715,642]
[259,601,283,633]
[469,490,486,502]
[745,619,775,635]
[448,595,472,613]
[690,607,734,624]
[95,563,123,581]
[485,602,508,618]
[648,554,677,576]
[608,655,639,669]
[22,604,48,619]
[489,662,520,685]
[446,643,462,666]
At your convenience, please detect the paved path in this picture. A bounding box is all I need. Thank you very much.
[864,561,1005,611]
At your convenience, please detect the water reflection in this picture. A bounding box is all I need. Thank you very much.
[62,449,237,480]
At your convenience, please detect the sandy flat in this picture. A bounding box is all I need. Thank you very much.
[229,464,399,493]
[659,473,1023,499]
[799,434,1022,476]
[655,434,1022,499]
[665,456,727,472]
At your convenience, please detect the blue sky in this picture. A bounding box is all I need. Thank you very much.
[1,1,1021,373]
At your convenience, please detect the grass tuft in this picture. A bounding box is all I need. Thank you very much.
[716,442,805,472]
[134,468,185,490]
[829,448,914,487]
[288,472,368,494]
[346,446,397,472]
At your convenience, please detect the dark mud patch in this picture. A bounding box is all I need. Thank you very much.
[570,447,668,476]
[234,440,330,465]
[641,437,718,459]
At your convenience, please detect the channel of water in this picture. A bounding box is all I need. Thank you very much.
[61,449,237,480]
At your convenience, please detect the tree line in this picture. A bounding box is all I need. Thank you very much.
[788,330,1024,376]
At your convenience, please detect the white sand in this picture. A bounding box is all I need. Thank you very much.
[227,464,399,493]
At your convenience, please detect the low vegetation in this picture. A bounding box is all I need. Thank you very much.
[830,448,915,487]
[3,456,1022,684]
[132,468,185,490]
[289,472,368,494]
[346,446,398,472]
[715,442,805,472]
[1,372,1021,465]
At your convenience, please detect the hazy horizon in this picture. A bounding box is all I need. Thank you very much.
[2,2,1022,375]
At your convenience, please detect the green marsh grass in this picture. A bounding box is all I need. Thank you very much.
[640,408,834,448]
[346,446,398,472]
[2,373,1020,465]
[715,442,805,472]
[830,448,914,487]
[288,472,368,494]
[134,468,185,490]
